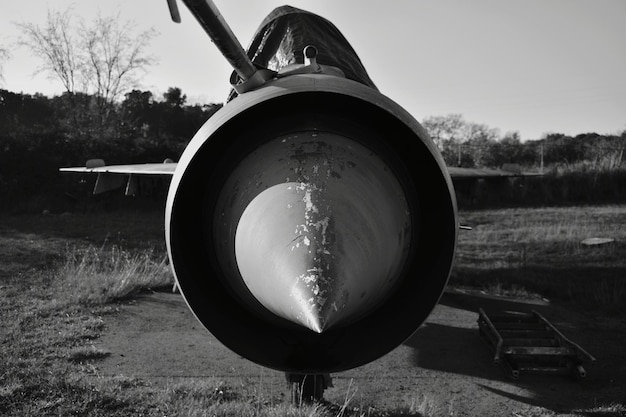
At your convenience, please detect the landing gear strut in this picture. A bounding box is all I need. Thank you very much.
[285,373,332,404]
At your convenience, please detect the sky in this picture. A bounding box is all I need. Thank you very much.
[1,0,625,140]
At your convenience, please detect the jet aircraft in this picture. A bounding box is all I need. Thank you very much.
[60,0,538,395]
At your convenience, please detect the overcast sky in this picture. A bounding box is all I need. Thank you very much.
[2,0,625,140]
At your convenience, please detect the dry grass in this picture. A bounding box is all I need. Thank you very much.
[56,244,173,304]
[452,205,626,313]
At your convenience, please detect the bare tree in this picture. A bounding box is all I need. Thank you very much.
[422,113,503,167]
[0,46,9,83]
[16,9,83,93]
[16,7,157,135]
[422,113,465,149]
[80,12,157,121]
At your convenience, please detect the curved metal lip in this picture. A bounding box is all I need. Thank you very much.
[172,75,438,176]
[167,73,452,225]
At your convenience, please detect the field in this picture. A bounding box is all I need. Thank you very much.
[455,206,626,312]
[1,206,625,416]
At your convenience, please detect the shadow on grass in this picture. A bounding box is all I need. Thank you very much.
[0,209,167,252]
[450,265,626,315]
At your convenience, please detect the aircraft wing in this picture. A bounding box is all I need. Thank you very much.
[61,163,534,179]
[59,162,177,175]
[447,165,543,179]
[60,160,541,195]
[60,160,177,195]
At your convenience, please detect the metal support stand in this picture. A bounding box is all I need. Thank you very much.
[285,373,332,404]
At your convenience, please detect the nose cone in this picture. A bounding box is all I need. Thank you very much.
[230,133,411,333]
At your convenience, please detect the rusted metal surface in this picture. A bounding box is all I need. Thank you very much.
[478,308,596,380]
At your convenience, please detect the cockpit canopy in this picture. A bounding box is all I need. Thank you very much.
[228,5,377,100]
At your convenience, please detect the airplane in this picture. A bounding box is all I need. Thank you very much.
[60,0,540,401]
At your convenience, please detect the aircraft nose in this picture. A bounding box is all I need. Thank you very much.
[229,132,412,333]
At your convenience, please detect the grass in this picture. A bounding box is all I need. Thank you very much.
[574,403,626,415]
[1,271,128,415]
[1,211,438,416]
[56,244,173,304]
[452,205,626,314]
[1,206,625,416]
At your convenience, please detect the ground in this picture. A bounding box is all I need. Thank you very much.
[92,288,623,416]
[2,210,624,416]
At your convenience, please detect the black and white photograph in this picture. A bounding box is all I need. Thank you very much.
[1,1,625,416]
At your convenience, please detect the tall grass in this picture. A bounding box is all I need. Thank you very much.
[56,244,173,305]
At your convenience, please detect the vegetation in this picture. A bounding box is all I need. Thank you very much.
[452,205,626,314]
[0,87,221,212]
[57,245,172,304]
[0,7,222,212]
[16,7,157,135]
[0,46,8,82]
[1,206,624,416]
[1,89,623,213]
[422,113,625,172]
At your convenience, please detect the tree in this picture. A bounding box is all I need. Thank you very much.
[163,87,186,108]
[421,113,465,149]
[0,46,10,83]
[119,89,154,138]
[463,123,500,167]
[422,114,500,167]
[16,7,157,136]
[0,89,57,134]
[81,12,157,125]
[16,9,82,94]
[542,133,583,166]
[119,87,222,145]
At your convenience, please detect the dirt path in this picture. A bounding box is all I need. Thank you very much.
[93,289,624,416]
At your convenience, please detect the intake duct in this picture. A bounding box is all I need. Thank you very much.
[166,75,457,373]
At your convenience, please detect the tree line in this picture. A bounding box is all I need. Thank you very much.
[0,87,221,212]
[1,7,624,211]
[422,114,625,173]
[1,89,623,212]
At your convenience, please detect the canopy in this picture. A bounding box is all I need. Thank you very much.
[229,5,377,100]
